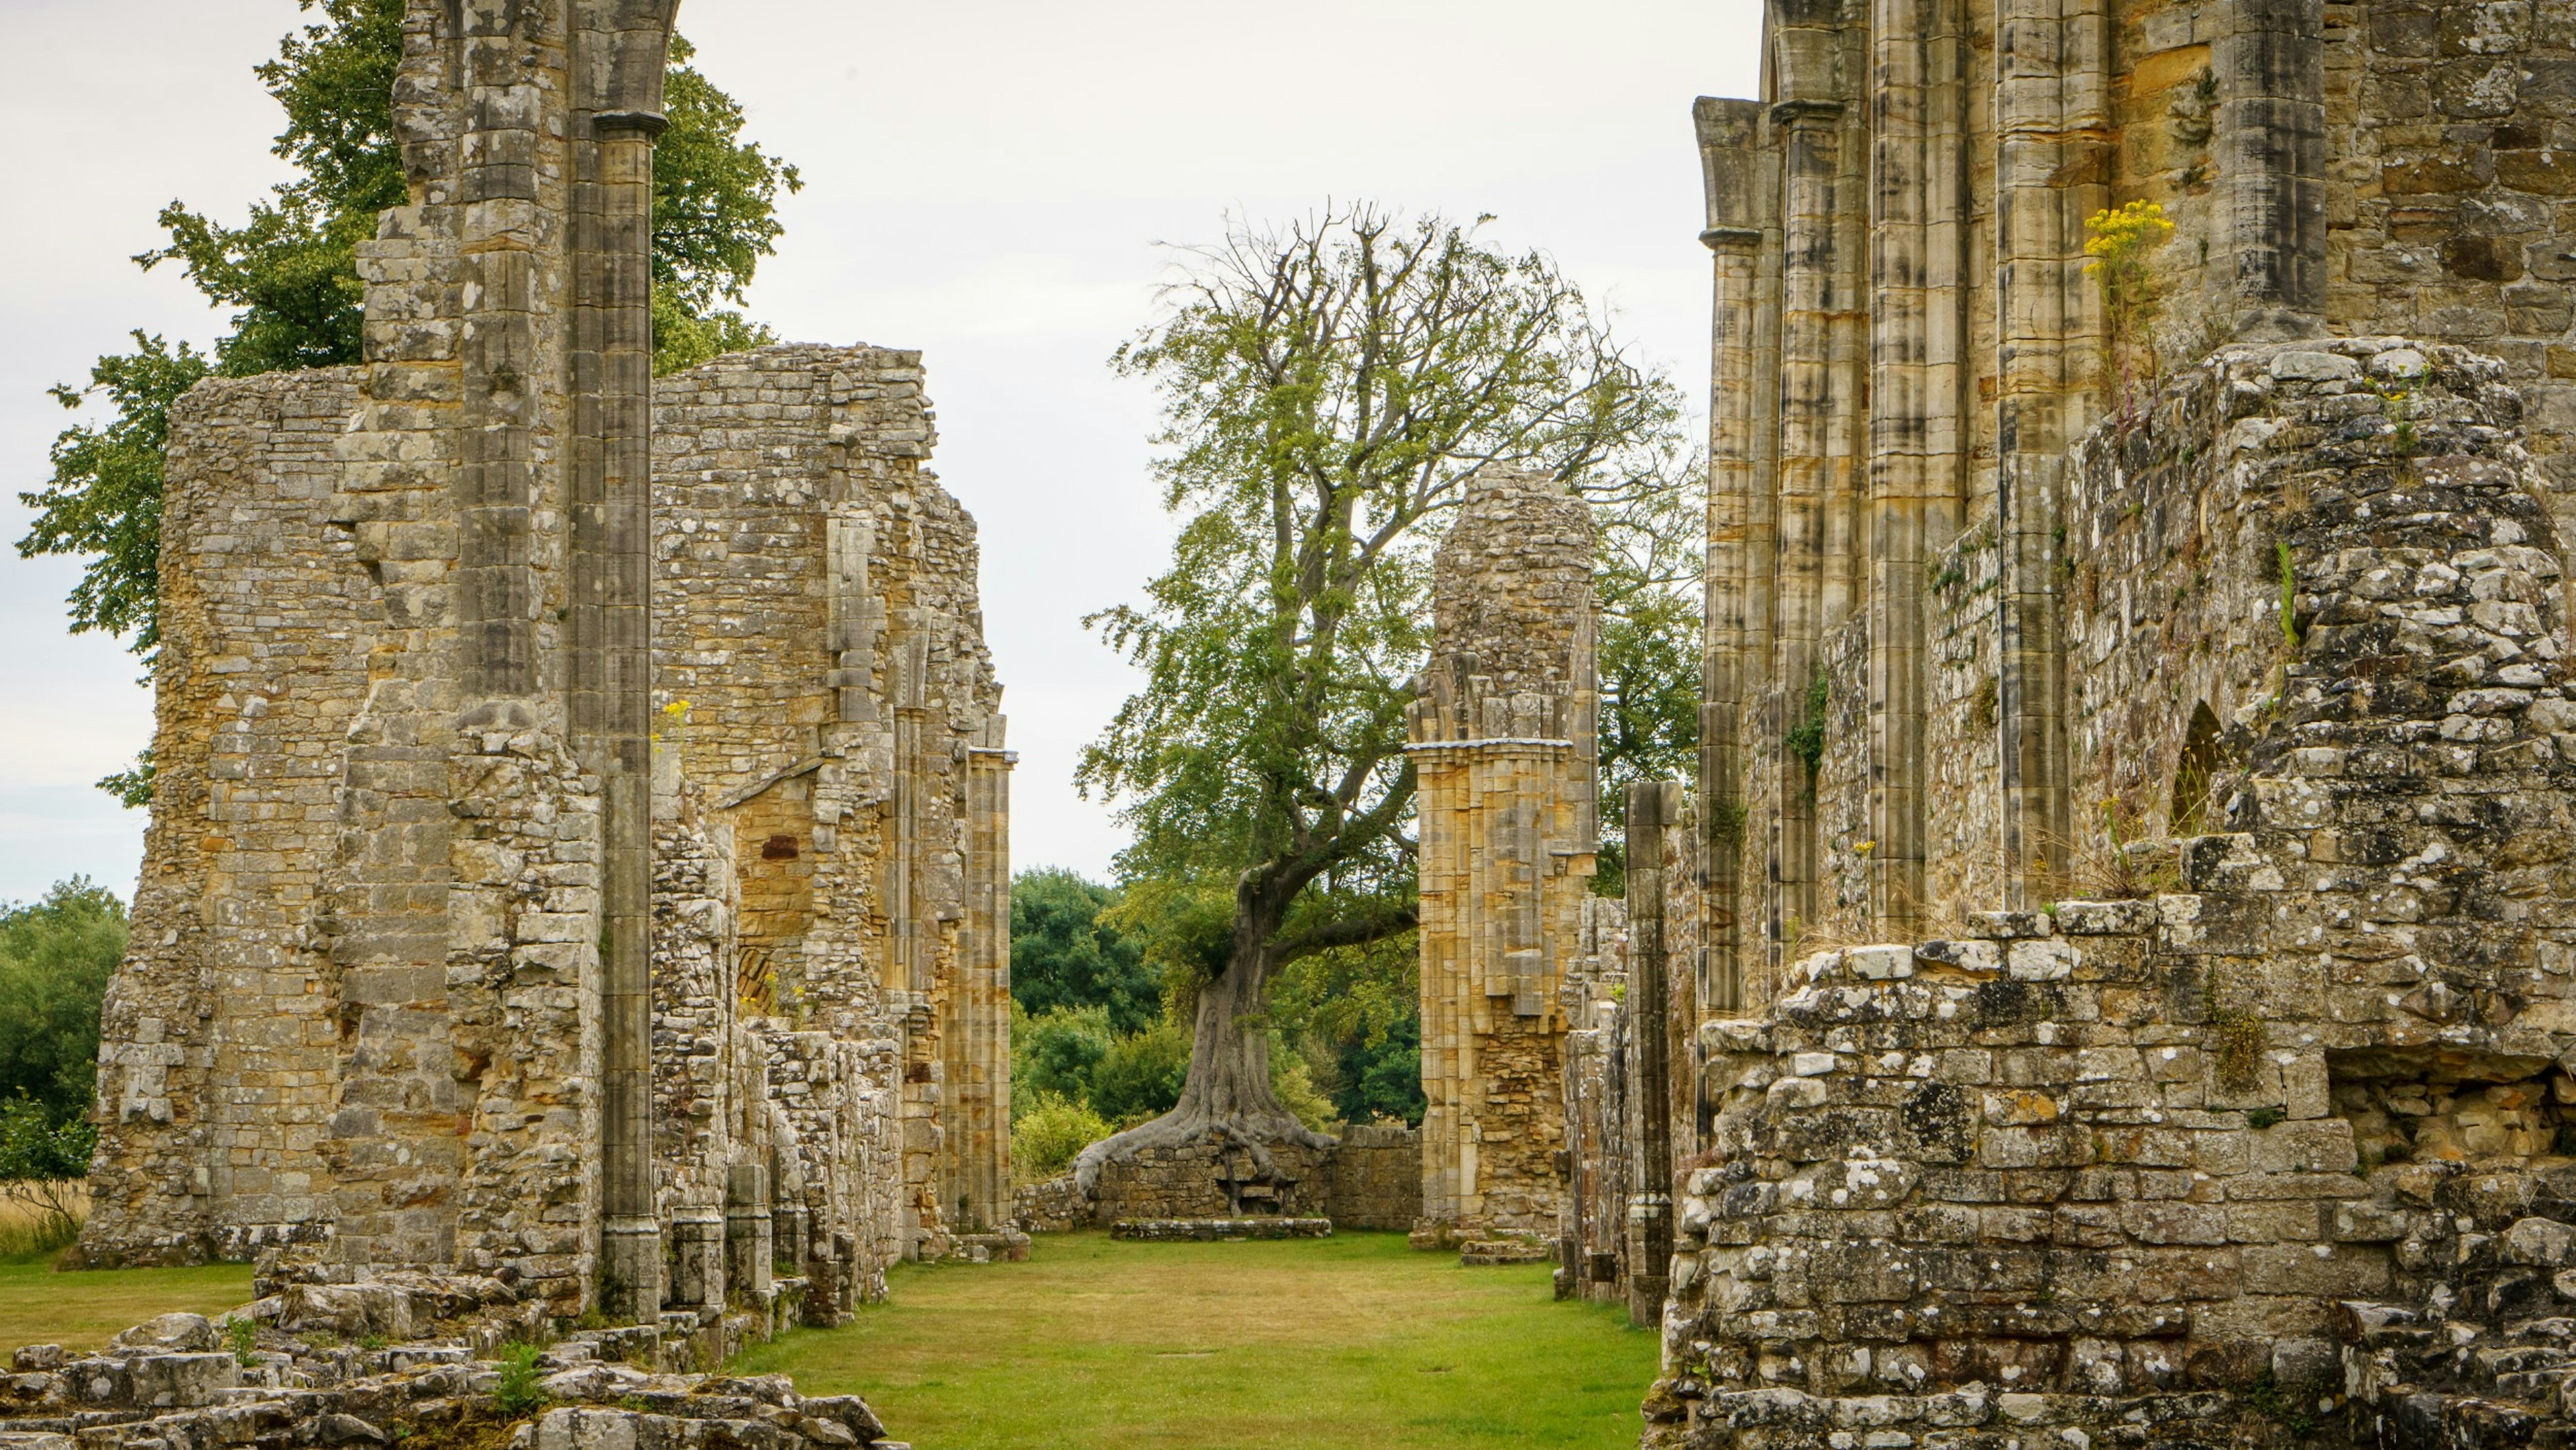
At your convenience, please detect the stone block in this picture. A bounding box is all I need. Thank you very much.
[2051,900,2156,935]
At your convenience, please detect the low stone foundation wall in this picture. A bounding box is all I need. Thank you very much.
[1089,1138,1335,1221]
[1025,1124,1423,1233]
[1321,1124,1422,1229]
[1110,1219,1333,1241]
[1012,1175,1082,1233]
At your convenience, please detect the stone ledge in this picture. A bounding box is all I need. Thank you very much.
[1108,1219,1333,1241]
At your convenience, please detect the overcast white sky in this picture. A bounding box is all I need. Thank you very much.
[0,0,1762,904]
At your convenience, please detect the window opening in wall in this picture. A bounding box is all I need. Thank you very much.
[2171,701,2222,835]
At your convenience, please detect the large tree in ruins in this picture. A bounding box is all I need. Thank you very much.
[1074,207,1681,1167]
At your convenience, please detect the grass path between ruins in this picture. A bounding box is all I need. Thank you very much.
[733,1230,1657,1449]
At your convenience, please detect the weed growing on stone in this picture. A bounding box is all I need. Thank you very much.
[226,1315,257,1367]
[2085,200,2176,421]
[1786,674,1830,779]
[2379,384,2418,461]
[492,1343,550,1418]
[2243,1368,2337,1441]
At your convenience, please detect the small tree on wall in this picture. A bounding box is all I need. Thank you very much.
[1075,207,1682,1170]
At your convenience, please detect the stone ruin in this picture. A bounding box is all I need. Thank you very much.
[47,0,2576,1447]
[19,2,1006,1443]
[1501,2,2576,1448]
[1408,468,1602,1257]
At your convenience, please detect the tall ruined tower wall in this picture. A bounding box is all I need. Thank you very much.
[85,370,371,1264]
[1409,469,1598,1241]
[652,344,1013,1253]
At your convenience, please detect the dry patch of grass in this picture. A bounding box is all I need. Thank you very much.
[733,1231,1656,1450]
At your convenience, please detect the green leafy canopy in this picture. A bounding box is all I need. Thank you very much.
[1077,205,1688,1123]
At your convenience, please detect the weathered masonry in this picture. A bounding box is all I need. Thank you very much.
[1542,3,2576,1448]
[76,0,1012,1331]
[1408,469,1599,1247]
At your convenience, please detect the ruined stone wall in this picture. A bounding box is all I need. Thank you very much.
[2330,0,2576,533]
[650,343,1014,1255]
[1561,899,1633,1304]
[1409,468,1597,1241]
[1319,1125,1422,1231]
[1643,340,2576,1445]
[1085,1140,1336,1223]
[85,339,1005,1308]
[1652,5,2576,1444]
[1015,1131,1420,1233]
[82,370,370,1267]
[1922,517,2004,937]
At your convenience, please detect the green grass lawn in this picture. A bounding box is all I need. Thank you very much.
[0,1253,254,1351]
[732,1231,1658,1449]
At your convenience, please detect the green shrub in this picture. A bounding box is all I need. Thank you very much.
[1270,1051,1338,1133]
[1014,1005,1116,1116]
[1012,1096,1113,1182]
[1785,674,1829,777]
[1089,1019,1191,1125]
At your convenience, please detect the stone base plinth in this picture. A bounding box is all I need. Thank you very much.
[1109,1218,1333,1242]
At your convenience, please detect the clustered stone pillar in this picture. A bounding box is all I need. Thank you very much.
[1993,0,2104,905]
[1695,97,1770,1018]
[1621,782,1676,1327]
[1409,470,1597,1243]
[1864,0,1972,942]
[579,94,669,1329]
[2214,0,2327,340]
[952,734,1017,1233]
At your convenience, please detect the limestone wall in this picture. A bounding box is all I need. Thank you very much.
[1409,468,1597,1241]
[1318,1125,1423,1231]
[85,340,1004,1315]
[1015,1129,1421,1232]
[651,344,1014,1254]
[1643,339,2576,1445]
[83,369,370,1265]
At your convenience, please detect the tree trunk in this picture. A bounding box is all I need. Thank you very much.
[1072,878,1336,1192]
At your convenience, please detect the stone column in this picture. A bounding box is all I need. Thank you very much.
[1994,0,2105,904]
[954,732,1016,1233]
[725,1160,775,1301]
[1695,97,1772,1018]
[1622,782,1677,1328]
[1409,470,1598,1242]
[2214,0,2327,340]
[578,97,668,1326]
[668,1202,725,1310]
[1866,0,1973,941]
[1770,93,1844,960]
